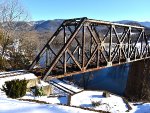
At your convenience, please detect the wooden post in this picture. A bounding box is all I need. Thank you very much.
[67,95,71,106]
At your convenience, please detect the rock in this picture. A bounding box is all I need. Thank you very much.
[102,91,110,98]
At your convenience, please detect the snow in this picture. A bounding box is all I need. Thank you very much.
[22,92,68,104]
[71,91,128,113]
[19,90,150,113]
[71,91,150,113]
[130,103,150,113]
[50,79,83,93]
[0,91,97,113]
[0,71,37,88]
[0,98,97,113]
[0,70,26,77]
[50,82,74,94]
[1,89,150,113]
[37,80,49,87]
[0,74,150,113]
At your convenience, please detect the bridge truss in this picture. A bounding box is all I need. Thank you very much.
[29,17,150,80]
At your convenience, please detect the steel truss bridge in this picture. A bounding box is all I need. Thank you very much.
[29,17,150,80]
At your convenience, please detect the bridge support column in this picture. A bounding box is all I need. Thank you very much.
[125,59,150,101]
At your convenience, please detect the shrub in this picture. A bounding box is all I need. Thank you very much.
[91,101,101,107]
[102,91,110,98]
[31,86,45,97]
[1,79,28,98]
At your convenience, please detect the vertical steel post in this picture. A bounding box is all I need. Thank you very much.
[82,26,85,71]
[78,47,81,63]
[127,27,131,61]
[140,31,144,58]
[119,48,121,64]
[90,35,93,56]
[64,26,67,73]
[108,25,113,66]
[97,45,100,67]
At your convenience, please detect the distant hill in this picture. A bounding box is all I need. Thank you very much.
[140,22,150,28]
[31,19,150,32]
[33,19,63,32]
[2,19,150,33]
[115,20,150,36]
[115,20,150,28]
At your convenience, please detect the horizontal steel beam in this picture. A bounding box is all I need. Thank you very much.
[87,19,144,29]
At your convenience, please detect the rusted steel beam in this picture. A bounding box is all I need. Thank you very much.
[113,27,121,43]
[48,45,63,64]
[119,48,121,63]
[67,49,82,70]
[66,45,79,62]
[29,22,64,70]
[86,19,144,29]
[87,26,99,44]
[127,28,131,59]
[103,28,110,42]
[108,25,113,63]
[68,26,83,49]
[97,49,100,67]
[111,45,119,62]
[42,17,87,80]
[93,26,102,42]
[90,33,93,56]
[129,30,143,58]
[140,32,144,58]
[121,47,127,59]
[101,47,108,62]
[63,17,87,23]
[64,26,67,73]
[82,26,85,71]
[85,46,98,69]
[44,56,150,80]
[121,28,130,42]
[29,17,150,81]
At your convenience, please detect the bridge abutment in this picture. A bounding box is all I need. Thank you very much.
[125,59,150,101]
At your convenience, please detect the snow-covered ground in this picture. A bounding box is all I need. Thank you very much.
[1,89,150,113]
[71,91,127,112]
[49,79,83,94]
[0,71,150,113]
[0,91,97,113]
[71,91,150,113]
[22,92,68,104]
[50,79,83,93]
[12,89,150,113]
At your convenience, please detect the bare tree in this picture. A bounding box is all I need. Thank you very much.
[0,0,30,58]
[17,31,39,61]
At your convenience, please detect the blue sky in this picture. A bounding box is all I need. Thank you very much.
[22,0,150,21]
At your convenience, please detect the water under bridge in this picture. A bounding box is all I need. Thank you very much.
[29,17,150,81]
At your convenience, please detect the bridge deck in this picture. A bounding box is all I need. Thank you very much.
[30,56,150,80]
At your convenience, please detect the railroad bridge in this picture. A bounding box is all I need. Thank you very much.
[29,17,150,81]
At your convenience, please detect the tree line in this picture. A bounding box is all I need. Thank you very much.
[0,0,42,70]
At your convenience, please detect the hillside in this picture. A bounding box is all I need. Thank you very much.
[2,19,149,33]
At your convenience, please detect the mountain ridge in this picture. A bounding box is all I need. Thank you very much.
[31,19,150,32]
[2,19,149,32]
